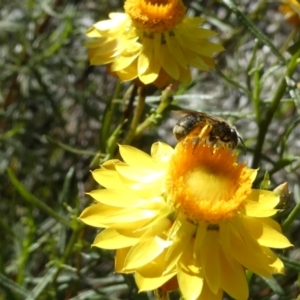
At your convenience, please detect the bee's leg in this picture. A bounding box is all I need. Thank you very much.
[192,124,212,153]
[212,141,220,152]
[199,124,212,140]
[192,137,200,154]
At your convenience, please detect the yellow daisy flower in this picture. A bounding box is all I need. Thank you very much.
[85,0,223,86]
[79,141,291,300]
[279,0,300,26]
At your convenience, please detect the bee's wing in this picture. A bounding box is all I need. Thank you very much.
[172,109,199,116]
[202,114,226,125]
[172,110,227,125]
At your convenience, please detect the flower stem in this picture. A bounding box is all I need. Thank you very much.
[123,85,146,144]
[52,222,82,283]
[282,201,300,231]
[100,80,122,152]
[223,0,286,63]
[280,28,297,54]
[7,168,71,228]
[251,48,300,168]
[154,288,169,300]
[135,83,177,137]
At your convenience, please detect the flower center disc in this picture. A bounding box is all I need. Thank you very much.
[124,0,186,32]
[165,141,251,224]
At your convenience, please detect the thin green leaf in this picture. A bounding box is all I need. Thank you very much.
[261,277,285,295]
[7,168,71,228]
[222,0,286,63]
[24,267,57,300]
[0,272,29,298]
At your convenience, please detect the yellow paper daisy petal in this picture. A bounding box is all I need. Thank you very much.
[115,164,164,187]
[165,34,187,69]
[139,59,160,84]
[80,140,291,299]
[111,46,141,71]
[200,231,221,294]
[85,0,223,85]
[177,267,203,300]
[279,0,300,26]
[241,216,292,248]
[198,282,223,300]
[246,189,280,212]
[135,271,177,292]
[115,247,131,273]
[115,62,139,82]
[124,236,172,270]
[151,142,174,164]
[79,203,120,227]
[158,44,180,79]
[266,249,285,274]
[119,144,159,169]
[91,162,125,189]
[87,188,142,207]
[79,204,158,229]
[93,228,140,249]
[137,37,153,74]
[93,13,127,34]
[226,222,277,278]
[219,248,249,300]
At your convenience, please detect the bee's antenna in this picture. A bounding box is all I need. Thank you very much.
[238,135,246,155]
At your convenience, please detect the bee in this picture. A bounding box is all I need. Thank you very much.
[173,110,245,151]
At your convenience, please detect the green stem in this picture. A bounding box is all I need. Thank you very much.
[154,288,169,300]
[123,85,146,144]
[246,270,253,283]
[135,84,175,137]
[52,223,82,283]
[7,168,72,229]
[100,80,122,152]
[222,0,286,63]
[282,201,300,231]
[106,121,126,155]
[251,48,300,168]
[216,67,251,98]
[89,80,122,165]
[17,216,35,285]
[280,28,297,54]
[45,135,97,156]
[252,62,262,124]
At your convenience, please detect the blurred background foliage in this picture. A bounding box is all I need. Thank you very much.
[1,0,300,299]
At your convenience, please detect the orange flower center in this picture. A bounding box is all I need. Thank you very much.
[165,141,252,224]
[124,0,186,32]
